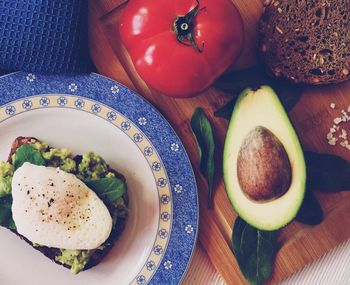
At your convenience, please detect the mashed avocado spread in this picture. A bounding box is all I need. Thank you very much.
[55,249,92,274]
[0,161,14,198]
[0,142,127,274]
[30,142,116,178]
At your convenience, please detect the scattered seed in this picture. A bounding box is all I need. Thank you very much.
[319,56,324,65]
[275,26,283,34]
[330,103,336,109]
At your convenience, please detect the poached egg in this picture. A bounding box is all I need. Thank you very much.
[11,162,113,250]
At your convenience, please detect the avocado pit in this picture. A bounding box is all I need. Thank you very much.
[237,126,292,202]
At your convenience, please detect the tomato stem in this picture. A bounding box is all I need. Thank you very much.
[173,0,204,52]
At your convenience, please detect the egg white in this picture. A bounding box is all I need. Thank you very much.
[11,162,113,250]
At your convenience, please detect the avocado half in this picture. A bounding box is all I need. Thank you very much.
[223,86,306,231]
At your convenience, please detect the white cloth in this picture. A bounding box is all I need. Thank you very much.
[280,239,350,285]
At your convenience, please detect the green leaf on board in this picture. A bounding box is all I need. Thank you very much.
[296,189,323,225]
[305,151,350,192]
[232,217,277,285]
[214,65,303,119]
[190,108,215,209]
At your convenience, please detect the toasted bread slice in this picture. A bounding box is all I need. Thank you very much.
[259,0,350,85]
[5,136,128,271]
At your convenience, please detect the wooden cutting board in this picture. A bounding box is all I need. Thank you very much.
[89,0,350,284]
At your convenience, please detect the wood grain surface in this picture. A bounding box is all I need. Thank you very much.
[89,0,350,284]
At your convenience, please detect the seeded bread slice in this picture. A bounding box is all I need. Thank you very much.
[6,136,129,272]
[259,0,350,85]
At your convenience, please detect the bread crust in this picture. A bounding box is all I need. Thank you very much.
[6,136,128,271]
[259,0,350,85]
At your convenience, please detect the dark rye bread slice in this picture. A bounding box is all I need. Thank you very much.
[259,0,350,85]
[6,136,129,271]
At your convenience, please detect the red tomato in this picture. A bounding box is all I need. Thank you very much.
[119,0,244,98]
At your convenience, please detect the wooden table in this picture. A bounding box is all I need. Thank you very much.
[89,1,350,284]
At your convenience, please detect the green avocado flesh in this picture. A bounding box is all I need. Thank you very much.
[0,162,14,198]
[0,142,128,274]
[223,86,306,231]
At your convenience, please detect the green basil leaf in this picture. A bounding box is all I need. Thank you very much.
[305,151,350,192]
[214,65,273,94]
[274,82,303,113]
[232,217,277,285]
[296,189,323,225]
[190,108,215,209]
[14,144,45,170]
[214,96,238,120]
[86,177,126,205]
[0,196,16,230]
[214,65,303,119]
